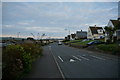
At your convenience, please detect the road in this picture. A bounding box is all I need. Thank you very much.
[24,42,120,79]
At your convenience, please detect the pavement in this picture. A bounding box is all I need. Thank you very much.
[24,45,62,79]
[23,42,120,79]
[0,48,2,80]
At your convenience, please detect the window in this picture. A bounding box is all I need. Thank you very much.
[99,30,102,32]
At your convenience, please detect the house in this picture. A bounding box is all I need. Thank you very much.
[105,18,120,42]
[116,29,120,41]
[71,33,76,40]
[87,25,105,40]
[75,30,87,39]
[66,35,70,40]
[65,37,68,41]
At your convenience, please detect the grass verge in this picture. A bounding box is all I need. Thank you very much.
[96,43,120,55]
[71,40,93,46]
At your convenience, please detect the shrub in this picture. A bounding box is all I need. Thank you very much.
[2,45,24,80]
[97,44,119,55]
[2,43,42,80]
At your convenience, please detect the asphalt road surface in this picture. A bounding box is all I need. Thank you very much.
[24,42,120,79]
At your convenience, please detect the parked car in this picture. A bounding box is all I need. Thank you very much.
[87,41,105,46]
[64,42,68,45]
[58,41,62,45]
[82,39,91,42]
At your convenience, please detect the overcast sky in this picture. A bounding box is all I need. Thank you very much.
[1,1,119,38]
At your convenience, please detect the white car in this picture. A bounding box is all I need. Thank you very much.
[58,41,62,45]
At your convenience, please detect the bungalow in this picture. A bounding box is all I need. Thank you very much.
[71,33,76,40]
[105,18,120,42]
[75,30,87,39]
[67,35,70,40]
[65,37,68,41]
[87,25,105,40]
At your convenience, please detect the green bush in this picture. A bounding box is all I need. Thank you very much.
[97,44,119,55]
[2,43,43,80]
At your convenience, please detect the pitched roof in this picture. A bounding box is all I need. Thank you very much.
[110,20,120,27]
[76,31,87,33]
[89,26,104,34]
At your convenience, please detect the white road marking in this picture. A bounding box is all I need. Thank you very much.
[72,56,81,61]
[58,56,64,62]
[90,55,105,60]
[49,47,65,80]
[82,54,86,57]
[70,59,75,62]
[78,55,89,60]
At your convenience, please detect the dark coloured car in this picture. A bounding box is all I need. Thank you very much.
[87,41,105,46]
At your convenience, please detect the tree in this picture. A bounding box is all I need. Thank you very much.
[104,26,115,43]
[27,37,34,40]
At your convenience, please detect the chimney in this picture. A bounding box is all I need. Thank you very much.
[81,30,82,32]
[95,25,96,27]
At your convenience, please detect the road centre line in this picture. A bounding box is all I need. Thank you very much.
[78,55,89,60]
[90,55,105,60]
[58,56,64,62]
[72,56,81,61]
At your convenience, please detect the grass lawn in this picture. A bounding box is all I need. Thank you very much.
[97,43,119,54]
[65,39,83,43]
[71,40,94,46]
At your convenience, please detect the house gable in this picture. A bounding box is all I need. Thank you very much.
[87,27,93,39]
[108,20,120,28]
[107,20,114,28]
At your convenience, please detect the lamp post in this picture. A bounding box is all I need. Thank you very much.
[17,32,20,38]
[65,28,71,40]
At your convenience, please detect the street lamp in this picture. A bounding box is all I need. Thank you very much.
[37,33,40,40]
[65,28,71,40]
[17,32,20,38]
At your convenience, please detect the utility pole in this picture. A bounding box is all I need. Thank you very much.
[68,26,71,40]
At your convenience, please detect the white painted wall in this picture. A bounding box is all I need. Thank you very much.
[107,20,114,27]
[87,27,93,39]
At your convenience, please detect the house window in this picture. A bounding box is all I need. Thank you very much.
[98,29,103,33]
[99,30,102,32]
